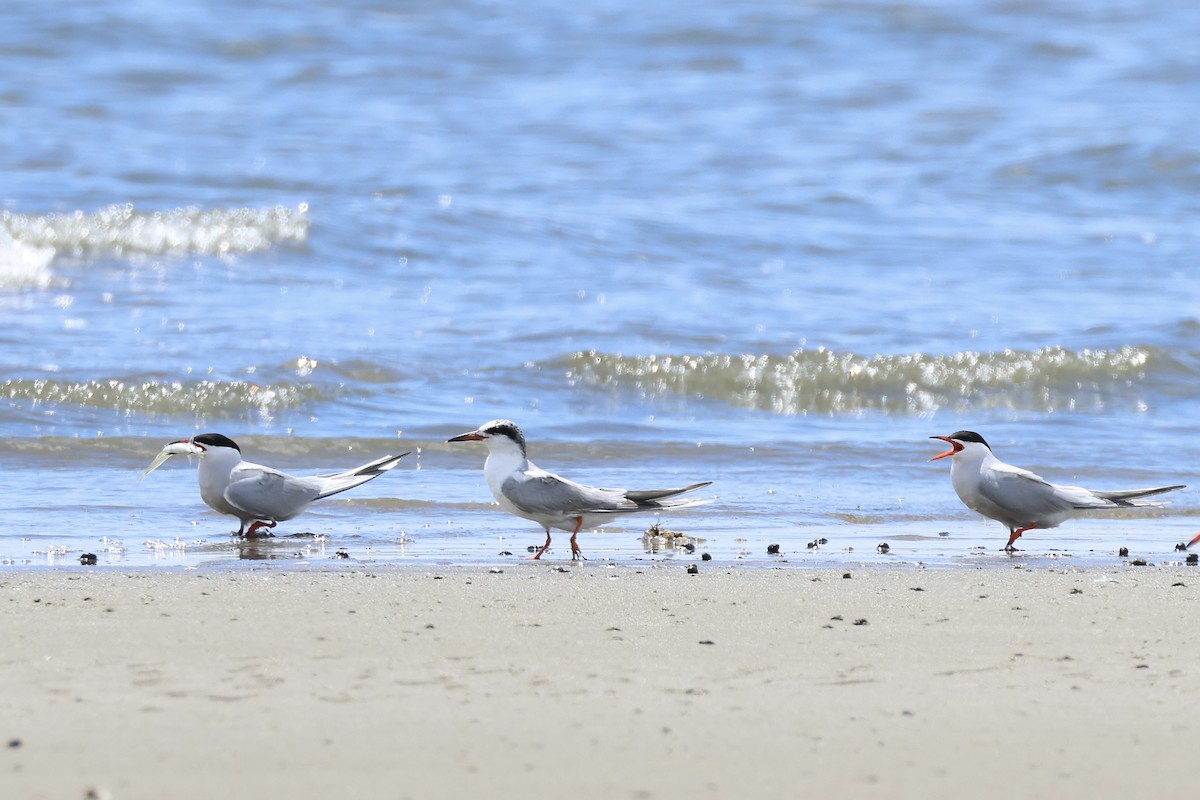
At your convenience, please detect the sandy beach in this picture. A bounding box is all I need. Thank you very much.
[2,563,1198,799]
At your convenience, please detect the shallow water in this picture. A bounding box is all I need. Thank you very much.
[2,0,1198,570]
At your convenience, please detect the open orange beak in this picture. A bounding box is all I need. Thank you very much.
[928,435,962,462]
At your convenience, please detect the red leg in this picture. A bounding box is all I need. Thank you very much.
[245,519,277,538]
[1004,524,1037,552]
[569,516,587,561]
[530,529,553,560]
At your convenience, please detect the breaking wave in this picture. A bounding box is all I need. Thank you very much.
[0,225,56,290]
[555,345,1185,415]
[0,377,336,416]
[0,203,309,266]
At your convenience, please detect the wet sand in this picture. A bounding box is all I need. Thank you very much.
[2,564,1197,799]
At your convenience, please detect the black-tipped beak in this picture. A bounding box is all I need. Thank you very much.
[447,431,486,443]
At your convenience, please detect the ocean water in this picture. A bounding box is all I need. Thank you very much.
[2,0,1198,570]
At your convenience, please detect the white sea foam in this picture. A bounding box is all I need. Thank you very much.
[558,346,1171,415]
[0,377,334,415]
[0,225,56,290]
[0,203,309,260]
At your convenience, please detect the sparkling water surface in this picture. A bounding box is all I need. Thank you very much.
[2,0,1198,570]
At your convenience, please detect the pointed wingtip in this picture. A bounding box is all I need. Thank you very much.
[377,451,411,471]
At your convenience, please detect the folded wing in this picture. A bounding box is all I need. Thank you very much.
[224,466,322,522]
[504,473,710,517]
[976,463,1073,518]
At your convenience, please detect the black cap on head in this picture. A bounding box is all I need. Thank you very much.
[949,430,989,449]
[193,433,240,451]
[482,419,526,455]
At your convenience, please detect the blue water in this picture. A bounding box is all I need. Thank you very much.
[2,0,1198,569]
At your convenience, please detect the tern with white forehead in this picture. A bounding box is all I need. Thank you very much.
[448,419,711,560]
[929,430,1184,551]
[143,433,409,536]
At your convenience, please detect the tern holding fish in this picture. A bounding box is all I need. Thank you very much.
[143,433,408,536]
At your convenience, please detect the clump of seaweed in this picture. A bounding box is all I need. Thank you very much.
[642,521,703,553]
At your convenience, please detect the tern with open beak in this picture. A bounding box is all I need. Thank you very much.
[448,419,711,560]
[143,433,408,536]
[929,430,1184,551]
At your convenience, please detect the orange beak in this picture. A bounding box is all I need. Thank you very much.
[447,431,486,443]
[928,435,962,462]
[1187,532,1200,549]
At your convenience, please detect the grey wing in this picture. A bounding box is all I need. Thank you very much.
[224,466,321,521]
[976,463,1074,519]
[501,473,629,517]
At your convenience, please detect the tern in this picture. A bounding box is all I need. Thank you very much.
[447,419,711,560]
[143,433,408,536]
[930,430,1184,551]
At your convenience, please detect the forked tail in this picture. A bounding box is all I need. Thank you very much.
[1090,484,1186,507]
[314,452,411,500]
[625,481,713,510]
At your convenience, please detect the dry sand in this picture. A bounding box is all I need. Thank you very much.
[2,563,1198,799]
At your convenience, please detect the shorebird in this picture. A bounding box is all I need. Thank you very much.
[447,419,711,559]
[143,433,408,536]
[929,430,1184,551]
